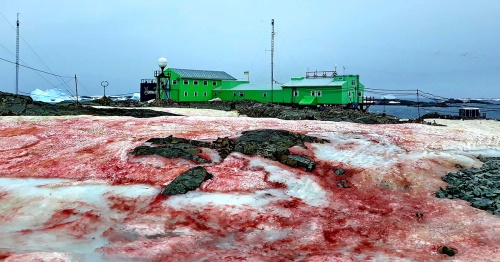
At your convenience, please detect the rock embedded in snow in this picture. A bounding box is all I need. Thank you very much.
[436,156,500,215]
[131,145,211,164]
[161,166,213,195]
[233,129,326,171]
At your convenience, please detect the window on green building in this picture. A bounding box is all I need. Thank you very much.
[348,91,351,97]
[317,91,322,97]
[233,92,236,97]
[194,92,198,97]
[173,80,178,85]
[293,90,299,97]
[194,80,199,85]
[183,80,189,85]
[213,81,217,86]
[311,91,316,96]
[203,92,207,97]
[203,80,208,86]
[239,92,244,97]
[263,92,267,97]
[351,80,356,86]
[184,91,188,96]
[214,92,218,96]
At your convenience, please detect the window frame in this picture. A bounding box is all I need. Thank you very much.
[239,92,244,97]
[203,91,207,97]
[194,91,198,97]
[203,80,208,86]
[212,81,217,86]
[317,90,322,97]
[193,80,199,86]
[183,80,189,85]
[172,80,178,85]
[184,91,188,97]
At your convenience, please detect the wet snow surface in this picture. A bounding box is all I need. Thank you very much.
[0,114,500,261]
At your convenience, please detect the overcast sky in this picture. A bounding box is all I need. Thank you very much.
[1,0,499,99]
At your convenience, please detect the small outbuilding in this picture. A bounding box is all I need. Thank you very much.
[459,107,481,118]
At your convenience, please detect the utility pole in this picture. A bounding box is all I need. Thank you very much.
[271,19,274,104]
[16,13,20,95]
[74,74,79,106]
[417,89,421,119]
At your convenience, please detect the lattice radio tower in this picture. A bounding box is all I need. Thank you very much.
[16,13,20,95]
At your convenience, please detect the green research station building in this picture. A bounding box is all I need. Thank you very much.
[145,66,365,107]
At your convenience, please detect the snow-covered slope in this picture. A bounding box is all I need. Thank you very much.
[0,115,499,261]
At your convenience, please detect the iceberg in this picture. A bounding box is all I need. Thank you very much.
[30,88,75,103]
[131,93,140,101]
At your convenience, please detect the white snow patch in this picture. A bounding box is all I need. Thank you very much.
[0,178,158,259]
[249,158,327,207]
[164,189,290,211]
[313,132,404,168]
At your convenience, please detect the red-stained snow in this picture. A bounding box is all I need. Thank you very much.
[0,115,500,261]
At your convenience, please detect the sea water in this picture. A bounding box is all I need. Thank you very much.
[368,101,500,120]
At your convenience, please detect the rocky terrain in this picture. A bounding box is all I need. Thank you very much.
[437,156,500,215]
[0,91,179,118]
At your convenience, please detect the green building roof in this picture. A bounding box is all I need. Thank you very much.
[170,68,236,80]
[214,83,283,91]
[282,78,345,88]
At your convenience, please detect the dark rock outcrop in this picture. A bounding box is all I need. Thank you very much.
[132,130,327,172]
[436,156,500,215]
[131,144,211,164]
[211,137,234,159]
[0,91,180,118]
[233,129,326,171]
[161,166,213,195]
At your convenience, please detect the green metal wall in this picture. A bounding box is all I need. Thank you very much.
[214,89,284,103]
[160,68,224,102]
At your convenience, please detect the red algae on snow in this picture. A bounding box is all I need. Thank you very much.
[0,115,500,261]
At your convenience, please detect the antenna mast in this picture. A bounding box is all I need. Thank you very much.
[16,13,20,95]
[271,19,274,104]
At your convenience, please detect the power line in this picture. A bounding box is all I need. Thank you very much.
[0,56,73,78]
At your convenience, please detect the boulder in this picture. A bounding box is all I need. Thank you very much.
[161,166,213,195]
[279,154,316,172]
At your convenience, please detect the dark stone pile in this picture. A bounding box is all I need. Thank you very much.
[130,129,329,195]
[232,100,401,124]
[233,129,327,171]
[0,91,179,118]
[436,156,500,215]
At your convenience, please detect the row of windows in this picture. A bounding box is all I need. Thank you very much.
[292,90,322,97]
[183,91,209,97]
[181,90,358,98]
[172,80,218,86]
[230,92,268,97]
